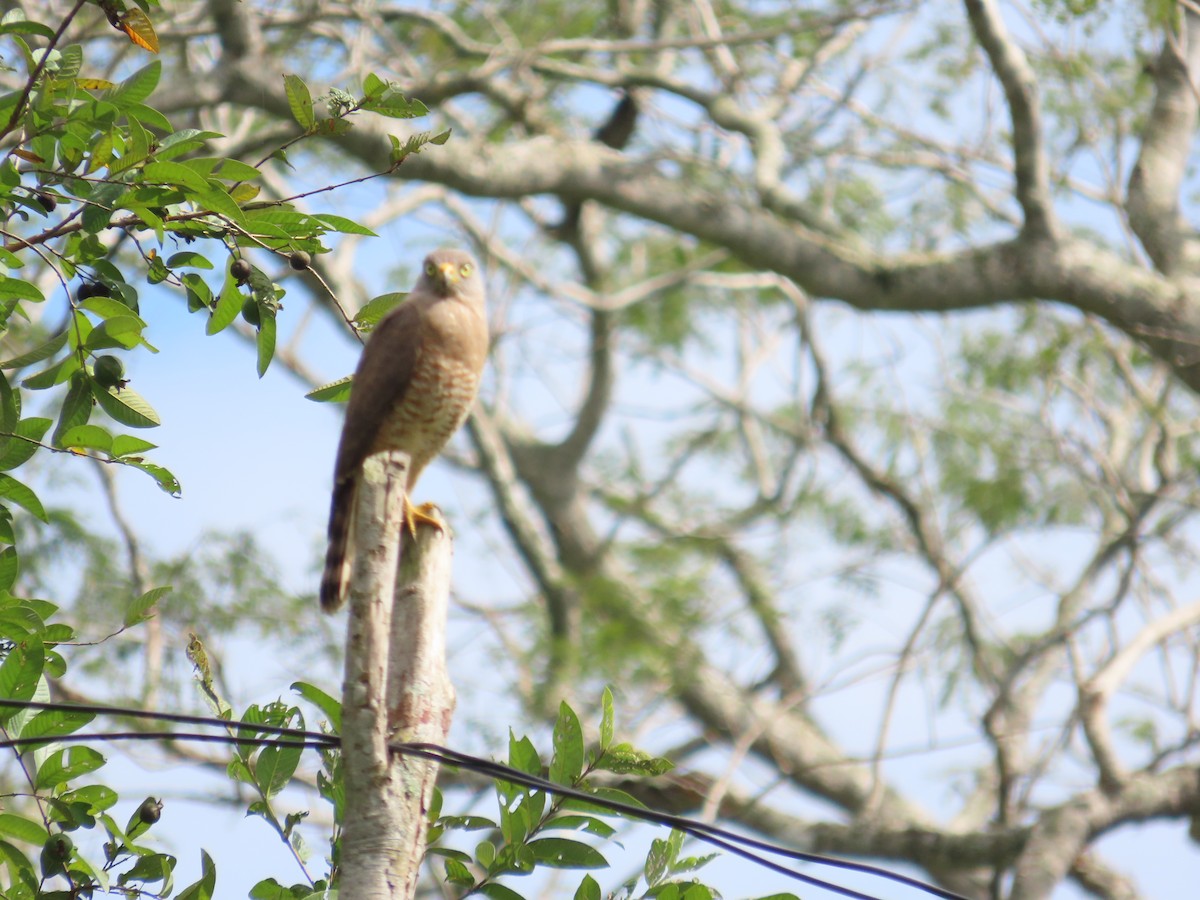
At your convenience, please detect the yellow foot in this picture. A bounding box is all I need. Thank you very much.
[403,500,445,537]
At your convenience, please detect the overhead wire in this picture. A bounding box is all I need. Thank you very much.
[0,697,971,900]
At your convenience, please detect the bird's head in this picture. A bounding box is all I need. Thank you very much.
[421,248,480,298]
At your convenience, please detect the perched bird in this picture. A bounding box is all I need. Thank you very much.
[320,248,488,612]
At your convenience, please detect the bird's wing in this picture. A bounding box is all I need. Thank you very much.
[332,298,425,486]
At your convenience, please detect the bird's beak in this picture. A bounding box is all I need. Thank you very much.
[436,262,459,287]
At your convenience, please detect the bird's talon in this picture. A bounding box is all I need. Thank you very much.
[403,500,445,536]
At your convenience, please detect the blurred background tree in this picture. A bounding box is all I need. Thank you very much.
[6,1,1200,898]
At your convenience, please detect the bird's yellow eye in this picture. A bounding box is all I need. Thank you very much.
[460,263,473,277]
[425,263,437,277]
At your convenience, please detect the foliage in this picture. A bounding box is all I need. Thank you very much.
[5,0,1200,898]
[0,0,443,537]
[0,5,766,899]
[0,595,181,899]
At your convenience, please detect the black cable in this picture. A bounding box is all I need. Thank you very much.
[0,697,971,900]
[395,742,970,900]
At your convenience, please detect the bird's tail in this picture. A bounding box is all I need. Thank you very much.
[320,480,355,612]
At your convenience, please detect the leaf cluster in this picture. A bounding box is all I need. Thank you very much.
[0,592,208,898]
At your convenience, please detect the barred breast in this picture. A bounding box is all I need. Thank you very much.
[369,353,482,490]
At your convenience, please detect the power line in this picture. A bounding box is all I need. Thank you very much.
[0,697,971,900]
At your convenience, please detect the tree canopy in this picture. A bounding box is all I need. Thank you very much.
[3,1,1200,898]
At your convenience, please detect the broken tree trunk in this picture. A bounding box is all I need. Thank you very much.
[337,451,457,899]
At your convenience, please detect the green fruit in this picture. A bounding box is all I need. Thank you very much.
[77,281,111,301]
[231,257,252,283]
[92,355,125,389]
[40,833,73,877]
[241,298,261,327]
[137,797,163,825]
[288,250,311,271]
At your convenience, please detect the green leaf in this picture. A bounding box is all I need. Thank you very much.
[314,117,353,136]
[304,375,353,403]
[49,372,91,447]
[0,839,33,892]
[184,272,213,312]
[542,815,616,838]
[574,874,602,900]
[195,184,248,226]
[215,159,261,182]
[443,857,474,887]
[105,60,161,109]
[88,129,117,174]
[86,315,145,351]
[313,213,376,236]
[61,783,118,813]
[0,814,48,845]
[157,129,223,160]
[118,852,176,889]
[207,271,242,335]
[110,434,157,457]
[646,836,672,887]
[82,181,124,233]
[23,355,80,390]
[362,72,387,98]
[0,547,17,591]
[283,74,316,130]
[123,458,181,496]
[19,707,94,743]
[57,424,112,454]
[550,701,584,785]
[0,370,15,432]
[561,786,646,815]
[0,279,43,302]
[254,742,301,798]
[124,114,151,170]
[434,815,496,831]
[475,840,496,869]
[0,19,55,40]
[0,328,67,367]
[82,296,147,323]
[353,292,406,328]
[595,743,674,776]
[0,637,43,721]
[92,383,160,428]
[142,160,210,194]
[479,885,527,900]
[599,686,614,751]
[256,311,276,377]
[526,838,607,870]
[508,731,542,776]
[291,681,341,733]
[125,586,171,627]
[166,251,214,269]
[0,474,46,522]
[34,746,105,791]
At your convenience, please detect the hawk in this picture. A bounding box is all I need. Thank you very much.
[320,248,488,612]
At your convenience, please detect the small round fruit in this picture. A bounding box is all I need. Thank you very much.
[288,250,311,271]
[241,298,261,327]
[39,832,74,877]
[137,797,163,825]
[34,191,56,213]
[77,281,111,301]
[231,257,252,284]
[92,355,125,389]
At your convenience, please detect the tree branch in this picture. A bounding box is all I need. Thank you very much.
[962,0,1055,236]
[1126,9,1200,274]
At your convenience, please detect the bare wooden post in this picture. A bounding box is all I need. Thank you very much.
[337,451,456,899]
[385,502,456,896]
